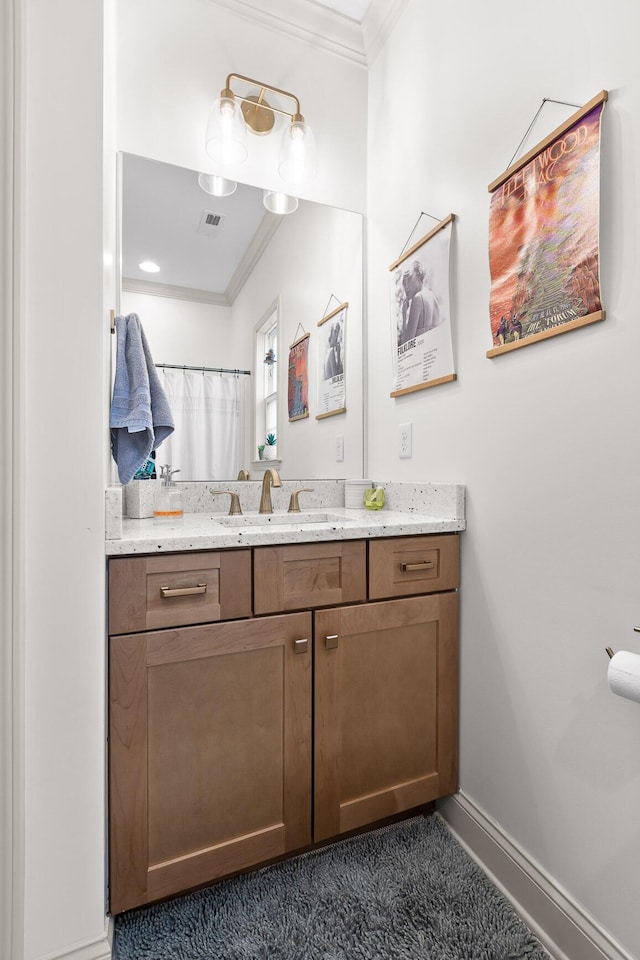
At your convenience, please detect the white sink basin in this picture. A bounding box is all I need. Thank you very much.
[215,512,338,527]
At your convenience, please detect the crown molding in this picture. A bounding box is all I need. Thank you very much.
[362,0,409,63]
[205,0,407,65]
[205,0,367,65]
[226,211,282,304]
[122,278,230,306]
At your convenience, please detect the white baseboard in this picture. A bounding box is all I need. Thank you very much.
[38,935,111,960]
[437,792,633,960]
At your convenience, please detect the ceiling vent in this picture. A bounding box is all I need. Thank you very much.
[197,209,226,237]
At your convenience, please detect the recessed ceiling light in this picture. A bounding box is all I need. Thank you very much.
[139,260,160,273]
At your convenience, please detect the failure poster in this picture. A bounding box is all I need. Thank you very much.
[316,302,346,419]
[288,333,309,421]
[389,214,456,397]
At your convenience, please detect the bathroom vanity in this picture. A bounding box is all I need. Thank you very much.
[106,488,464,914]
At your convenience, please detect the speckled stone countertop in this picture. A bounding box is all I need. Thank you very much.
[105,481,465,557]
[106,507,465,556]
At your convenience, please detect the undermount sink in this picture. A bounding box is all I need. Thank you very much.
[215,512,338,527]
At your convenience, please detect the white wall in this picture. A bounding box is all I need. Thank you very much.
[19,1,112,958]
[367,2,640,957]
[230,200,364,477]
[121,290,234,366]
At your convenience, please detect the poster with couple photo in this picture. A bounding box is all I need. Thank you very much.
[316,302,347,419]
[389,214,456,397]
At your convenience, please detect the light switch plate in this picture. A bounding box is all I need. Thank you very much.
[336,434,344,461]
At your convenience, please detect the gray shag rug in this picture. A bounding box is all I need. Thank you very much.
[113,815,551,960]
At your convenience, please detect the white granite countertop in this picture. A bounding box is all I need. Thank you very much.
[106,506,466,556]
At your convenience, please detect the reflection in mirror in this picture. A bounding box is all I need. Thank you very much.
[119,153,364,481]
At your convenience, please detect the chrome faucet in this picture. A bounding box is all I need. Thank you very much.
[259,467,282,514]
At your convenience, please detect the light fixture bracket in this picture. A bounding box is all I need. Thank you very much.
[224,73,303,135]
[241,95,275,136]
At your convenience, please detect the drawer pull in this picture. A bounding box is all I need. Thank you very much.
[400,561,434,572]
[160,583,207,598]
[293,638,309,654]
[325,634,339,650]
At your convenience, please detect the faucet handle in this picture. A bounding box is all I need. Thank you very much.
[210,490,243,515]
[288,488,314,513]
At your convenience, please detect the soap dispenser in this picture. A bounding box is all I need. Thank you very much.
[153,465,183,520]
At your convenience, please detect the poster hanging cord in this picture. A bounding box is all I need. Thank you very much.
[321,294,344,319]
[398,212,443,259]
[292,322,308,343]
[506,97,580,169]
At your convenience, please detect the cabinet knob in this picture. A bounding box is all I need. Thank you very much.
[293,638,309,654]
[325,634,339,650]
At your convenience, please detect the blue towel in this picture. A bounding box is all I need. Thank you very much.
[110,314,174,484]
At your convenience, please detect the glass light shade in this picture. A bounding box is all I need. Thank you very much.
[197,172,237,196]
[278,119,317,184]
[205,96,248,166]
[263,191,299,215]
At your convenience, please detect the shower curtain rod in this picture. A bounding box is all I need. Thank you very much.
[156,362,251,376]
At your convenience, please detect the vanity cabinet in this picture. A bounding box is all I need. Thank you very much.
[109,609,312,914]
[108,533,459,914]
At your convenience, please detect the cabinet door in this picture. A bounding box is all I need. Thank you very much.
[314,594,458,842]
[109,612,312,913]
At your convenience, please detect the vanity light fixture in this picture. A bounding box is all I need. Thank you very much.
[205,73,316,211]
[197,172,237,197]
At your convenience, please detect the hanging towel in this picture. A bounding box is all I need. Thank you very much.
[110,313,175,484]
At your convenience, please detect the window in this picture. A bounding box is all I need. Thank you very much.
[254,302,280,461]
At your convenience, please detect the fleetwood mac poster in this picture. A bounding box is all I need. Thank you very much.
[288,332,309,421]
[487,91,607,357]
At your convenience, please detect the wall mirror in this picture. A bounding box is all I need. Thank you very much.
[118,152,365,482]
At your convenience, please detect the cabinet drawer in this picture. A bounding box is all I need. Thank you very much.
[109,551,251,634]
[254,541,366,614]
[368,534,459,599]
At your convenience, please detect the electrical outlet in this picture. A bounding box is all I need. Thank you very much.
[399,422,412,459]
[336,434,344,462]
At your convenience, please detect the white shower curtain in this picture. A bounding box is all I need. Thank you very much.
[157,368,245,481]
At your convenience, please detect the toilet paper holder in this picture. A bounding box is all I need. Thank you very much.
[605,625,640,659]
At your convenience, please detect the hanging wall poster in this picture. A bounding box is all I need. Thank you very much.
[487,90,607,358]
[288,332,310,421]
[316,302,347,419]
[389,214,456,397]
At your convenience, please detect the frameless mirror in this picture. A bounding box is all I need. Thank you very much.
[118,153,364,481]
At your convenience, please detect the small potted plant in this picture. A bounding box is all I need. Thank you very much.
[257,443,265,460]
[263,433,277,460]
